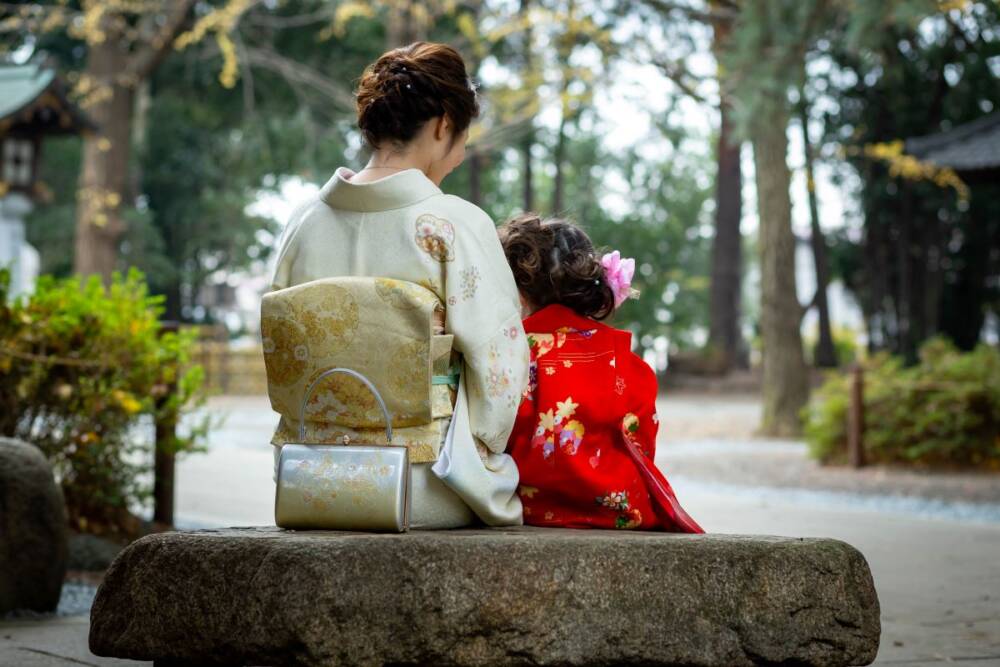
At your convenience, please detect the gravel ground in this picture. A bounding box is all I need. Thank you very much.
[656,395,1000,510]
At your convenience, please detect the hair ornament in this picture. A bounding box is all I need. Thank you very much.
[601,250,638,308]
[405,83,412,89]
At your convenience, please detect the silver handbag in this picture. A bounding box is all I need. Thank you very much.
[274,368,410,532]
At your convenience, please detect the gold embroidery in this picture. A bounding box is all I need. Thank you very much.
[261,314,309,387]
[375,278,434,310]
[415,214,455,262]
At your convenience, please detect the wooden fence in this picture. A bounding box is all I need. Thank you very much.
[195,341,268,396]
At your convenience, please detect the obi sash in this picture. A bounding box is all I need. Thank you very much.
[262,277,458,463]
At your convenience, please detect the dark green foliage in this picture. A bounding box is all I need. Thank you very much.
[819,4,1000,357]
[804,338,1000,468]
[0,269,206,535]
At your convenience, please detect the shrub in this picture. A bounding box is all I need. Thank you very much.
[803,338,1000,469]
[0,269,205,536]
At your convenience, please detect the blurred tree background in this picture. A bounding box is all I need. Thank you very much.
[2,0,998,437]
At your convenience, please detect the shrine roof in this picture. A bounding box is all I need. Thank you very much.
[905,111,1000,173]
[0,62,90,135]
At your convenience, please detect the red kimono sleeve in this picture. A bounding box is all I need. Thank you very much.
[619,349,660,461]
[618,346,704,534]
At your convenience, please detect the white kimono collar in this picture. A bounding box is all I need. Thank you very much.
[320,167,442,212]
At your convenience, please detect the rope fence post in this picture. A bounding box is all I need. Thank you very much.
[847,362,866,468]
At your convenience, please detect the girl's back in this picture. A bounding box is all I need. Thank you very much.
[499,214,703,533]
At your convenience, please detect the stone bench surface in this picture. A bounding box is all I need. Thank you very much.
[89,527,880,667]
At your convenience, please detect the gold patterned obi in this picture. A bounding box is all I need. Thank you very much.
[262,277,458,463]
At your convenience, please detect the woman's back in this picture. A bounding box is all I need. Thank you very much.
[268,167,530,528]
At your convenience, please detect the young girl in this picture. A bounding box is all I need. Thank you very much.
[500,213,703,533]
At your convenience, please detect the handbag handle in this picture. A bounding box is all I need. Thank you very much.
[298,367,394,444]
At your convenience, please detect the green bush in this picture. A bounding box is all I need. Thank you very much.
[803,338,1000,469]
[0,269,205,536]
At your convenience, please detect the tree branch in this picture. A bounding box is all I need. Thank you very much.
[641,0,737,25]
[125,0,197,82]
[651,58,710,104]
[241,46,356,109]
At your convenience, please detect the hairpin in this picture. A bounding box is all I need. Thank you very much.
[405,83,412,89]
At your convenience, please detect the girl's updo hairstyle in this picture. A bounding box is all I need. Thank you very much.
[355,42,479,150]
[499,213,616,321]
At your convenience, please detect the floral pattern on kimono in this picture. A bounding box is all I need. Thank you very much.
[507,304,703,533]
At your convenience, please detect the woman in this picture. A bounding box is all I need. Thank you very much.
[268,42,529,528]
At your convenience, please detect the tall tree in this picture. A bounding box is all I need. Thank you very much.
[72,1,195,281]
[1,0,258,281]
[707,3,746,371]
[798,89,837,368]
[720,0,942,433]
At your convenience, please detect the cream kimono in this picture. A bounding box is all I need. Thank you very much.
[268,167,529,527]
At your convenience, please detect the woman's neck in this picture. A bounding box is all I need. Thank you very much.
[350,151,429,184]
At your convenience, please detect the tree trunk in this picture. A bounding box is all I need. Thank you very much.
[798,99,837,368]
[752,109,810,437]
[73,37,135,281]
[552,114,567,214]
[519,0,535,212]
[386,1,427,47]
[707,99,745,370]
[468,151,483,207]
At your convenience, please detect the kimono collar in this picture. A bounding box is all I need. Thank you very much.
[320,167,442,212]
[523,304,608,334]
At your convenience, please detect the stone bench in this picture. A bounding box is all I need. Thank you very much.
[89,527,880,666]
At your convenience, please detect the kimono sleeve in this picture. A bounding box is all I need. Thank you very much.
[436,196,530,454]
[268,200,313,291]
[620,345,661,460]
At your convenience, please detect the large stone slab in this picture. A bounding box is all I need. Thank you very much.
[90,527,880,666]
[0,438,67,615]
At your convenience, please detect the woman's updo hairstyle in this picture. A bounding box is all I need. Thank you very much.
[355,42,479,150]
[499,213,616,321]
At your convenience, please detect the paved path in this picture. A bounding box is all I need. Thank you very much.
[3,394,998,666]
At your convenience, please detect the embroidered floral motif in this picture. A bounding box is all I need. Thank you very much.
[305,369,381,425]
[532,396,585,458]
[614,376,626,395]
[485,342,516,407]
[545,367,556,376]
[375,278,433,310]
[447,296,457,306]
[390,340,429,399]
[524,360,539,400]
[588,448,601,469]
[518,485,539,499]
[261,314,309,387]
[596,490,629,512]
[556,326,597,338]
[290,282,359,357]
[527,332,567,359]
[595,490,642,529]
[563,360,573,368]
[415,213,456,262]
[621,413,651,457]
[459,266,481,300]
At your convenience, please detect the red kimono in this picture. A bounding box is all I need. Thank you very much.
[507,304,703,533]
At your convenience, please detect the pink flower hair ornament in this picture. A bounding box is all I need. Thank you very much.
[600,251,639,308]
